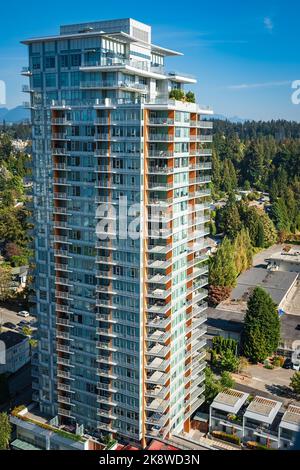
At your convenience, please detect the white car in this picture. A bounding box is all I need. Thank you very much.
[292,363,300,371]
[18,310,30,318]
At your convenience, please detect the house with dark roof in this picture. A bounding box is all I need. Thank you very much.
[0,330,30,374]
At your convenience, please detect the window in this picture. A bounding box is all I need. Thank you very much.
[32,56,41,70]
[71,54,81,67]
[45,41,56,52]
[32,43,42,54]
[45,56,56,69]
[60,72,69,87]
[60,55,69,68]
[45,73,56,88]
[32,74,42,88]
[70,72,80,86]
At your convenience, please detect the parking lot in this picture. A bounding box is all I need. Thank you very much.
[0,304,36,333]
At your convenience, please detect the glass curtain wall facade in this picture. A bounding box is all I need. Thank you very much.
[22,18,213,446]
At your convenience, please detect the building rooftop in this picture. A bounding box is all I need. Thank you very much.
[280,404,300,432]
[231,267,298,306]
[244,396,282,424]
[266,249,300,265]
[211,388,249,414]
[0,330,26,349]
[206,307,245,333]
[22,18,182,57]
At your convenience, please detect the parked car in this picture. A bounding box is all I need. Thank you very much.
[18,310,30,318]
[283,358,293,369]
[3,322,16,329]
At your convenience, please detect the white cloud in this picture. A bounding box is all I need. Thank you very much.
[264,17,274,32]
[227,80,291,90]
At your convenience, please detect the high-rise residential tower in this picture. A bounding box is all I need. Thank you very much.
[22,18,212,447]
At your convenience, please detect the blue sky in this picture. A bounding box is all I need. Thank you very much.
[0,0,299,121]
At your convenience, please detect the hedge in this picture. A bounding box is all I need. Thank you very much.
[211,430,241,445]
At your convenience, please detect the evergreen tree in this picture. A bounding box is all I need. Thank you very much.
[270,198,290,231]
[242,141,264,189]
[209,237,237,288]
[256,221,265,248]
[216,193,242,239]
[290,372,300,395]
[234,228,253,275]
[242,287,280,363]
[259,212,277,247]
[0,413,11,450]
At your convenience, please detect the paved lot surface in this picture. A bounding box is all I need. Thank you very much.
[0,305,36,332]
[245,364,294,386]
[252,244,284,268]
[232,364,298,404]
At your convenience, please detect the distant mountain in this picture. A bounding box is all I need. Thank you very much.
[0,108,8,120]
[212,114,248,123]
[0,106,30,123]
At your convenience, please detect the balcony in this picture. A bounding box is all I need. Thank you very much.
[58,395,72,405]
[57,408,72,418]
[145,357,170,372]
[145,412,169,427]
[57,370,72,379]
[146,398,169,413]
[146,329,171,343]
[97,409,117,420]
[21,66,32,76]
[81,80,148,93]
[80,58,165,76]
[148,118,174,126]
[96,369,117,380]
[145,371,169,385]
[148,150,173,159]
[145,385,169,400]
[197,121,213,129]
[146,315,171,329]
[97,382,117,393]
[56,317,71,327]
[96,342,117,352]
[148,134,174,142]
[52,118,71,125]
[97,423,117,433]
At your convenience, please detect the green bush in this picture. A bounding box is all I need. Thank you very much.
[211,430,241,445]
[169,89,185,101]
[246,441,274,450]
[272,355,285,367]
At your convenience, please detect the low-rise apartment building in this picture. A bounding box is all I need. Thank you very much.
[10,404,106,450]
[209,389,300,449]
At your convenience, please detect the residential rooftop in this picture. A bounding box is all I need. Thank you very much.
[0,330,26,349]
[211,388,249,414]
[206,307,245,333]
[280,404,300,432]
[230,267,298,306]
[21,17,182,57]
[244,396,282,424]
[266,249,300,265]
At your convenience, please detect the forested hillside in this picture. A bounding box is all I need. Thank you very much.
[212,120,300,237]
